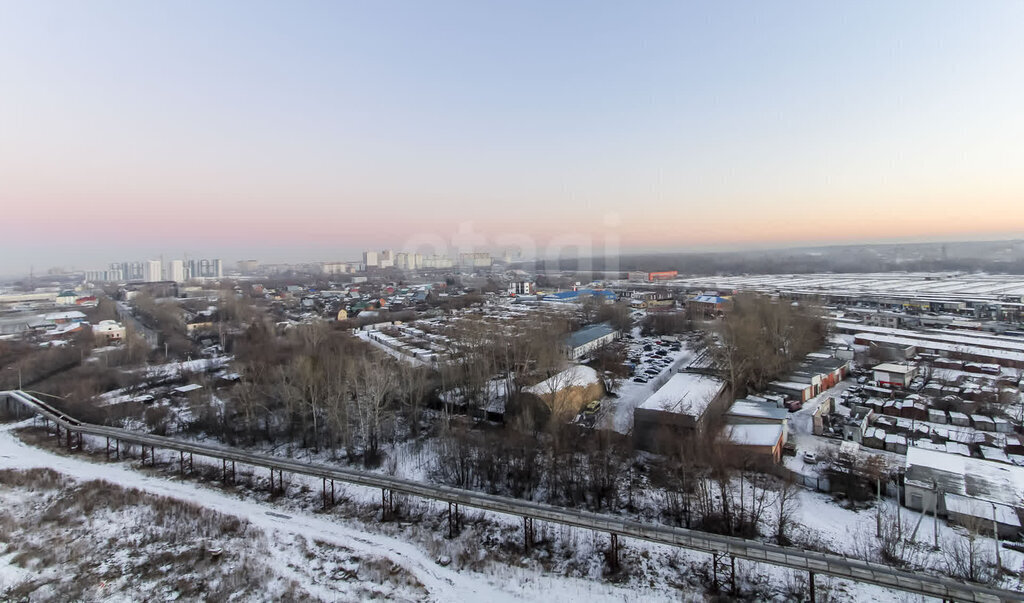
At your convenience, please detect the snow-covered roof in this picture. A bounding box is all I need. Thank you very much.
[905,447,1024,509]
[944,493,1020,527]
[93,320,124,333]
[854,333,1024,363]
[725,424,783,447]
[873,362,915,374]
[173,383,204,394]
[841,323,1024,353]
[565,323,617,350]
[524,365,600,395]
[639,373,726,417]
[44,310,87,321]
[726,400,789,421]
[768,381,812,391]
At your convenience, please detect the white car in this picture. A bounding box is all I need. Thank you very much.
[802,451,818,465]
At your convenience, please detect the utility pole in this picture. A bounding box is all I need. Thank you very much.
[876,478,882,537]
[8,367,22,390]
[992,503,1002,573]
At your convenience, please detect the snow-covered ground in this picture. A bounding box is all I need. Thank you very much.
[126,356,231,381]
[5,418,1021,600]
[0,422,688,602]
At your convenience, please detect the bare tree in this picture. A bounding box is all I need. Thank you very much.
[354,354,397,465]
[941,515,998,583]
[774,475,801,545]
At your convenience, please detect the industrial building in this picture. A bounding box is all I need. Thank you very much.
[904,447,1024,538]
[686,294,731,317]
[633,372,730,452]
[564,323,619,360]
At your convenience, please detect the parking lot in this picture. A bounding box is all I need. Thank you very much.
[592,331,699,434]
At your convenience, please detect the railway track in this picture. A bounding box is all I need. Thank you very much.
[1,389,1020,602]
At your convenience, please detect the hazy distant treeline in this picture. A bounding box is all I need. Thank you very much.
[523,239,1024,275]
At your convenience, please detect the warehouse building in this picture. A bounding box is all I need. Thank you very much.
[633,372,730,452]
[904,447,1024,539]
[564,323,619,360]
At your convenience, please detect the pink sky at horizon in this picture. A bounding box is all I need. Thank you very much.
[2,2,1024,274]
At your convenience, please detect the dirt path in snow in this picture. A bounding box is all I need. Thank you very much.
[0,421,515,602]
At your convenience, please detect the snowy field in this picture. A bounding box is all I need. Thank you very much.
[670,273,1024,299]
[4,417,1019,601]
[0,421,695,602]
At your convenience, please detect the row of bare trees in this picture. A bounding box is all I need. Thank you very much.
[437,312,570,415]
[432,421,631,511]
[188,320,432,466]
[698,293,827,393]
[655,433,801,541]
[432,420,804,541]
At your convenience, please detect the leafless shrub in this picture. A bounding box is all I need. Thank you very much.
[0,467,67,490]
[942,522,998,584]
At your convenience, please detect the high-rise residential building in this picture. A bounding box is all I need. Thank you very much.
[169,259,185,283]
[126,261,145,281]
[363,251,379,268]
[422,255,453,269]
[321,262,349,275]
[395,252,409,270]
[144,259,163,282]
[184,258,223,278]
[459,252,493,269]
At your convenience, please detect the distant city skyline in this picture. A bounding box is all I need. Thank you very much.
[2,1,1024,276]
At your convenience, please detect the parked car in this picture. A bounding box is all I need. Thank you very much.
[785,400,803,412]
[583,400,601,415]
[856,376,868,384]
[803,451,818,465]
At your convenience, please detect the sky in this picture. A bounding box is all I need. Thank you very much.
[2,1,1024,275]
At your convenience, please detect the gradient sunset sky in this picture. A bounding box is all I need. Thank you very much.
[2,1,1024,275]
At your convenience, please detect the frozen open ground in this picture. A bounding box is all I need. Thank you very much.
[2,415,1020,601]
[0,421,690,602]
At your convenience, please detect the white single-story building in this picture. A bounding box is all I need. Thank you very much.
[872,362,918,388]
